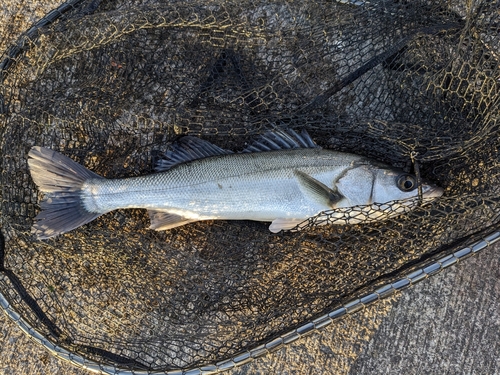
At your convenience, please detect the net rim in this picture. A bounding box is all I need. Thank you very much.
[1,230,498,374]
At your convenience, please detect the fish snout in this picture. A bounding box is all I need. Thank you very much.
[423,185,444,199]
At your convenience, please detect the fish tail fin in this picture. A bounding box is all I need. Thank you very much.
[28,146,104,239]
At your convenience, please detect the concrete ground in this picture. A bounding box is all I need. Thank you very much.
[233,243,500,375]
[1,2,499,374]
[1,243,498,374]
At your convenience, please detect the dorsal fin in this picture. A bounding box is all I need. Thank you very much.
[156,129,318,172]
[155,136,233,172]
[242,129,319,153]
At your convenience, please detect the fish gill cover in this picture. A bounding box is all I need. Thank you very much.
[0,0,498,372]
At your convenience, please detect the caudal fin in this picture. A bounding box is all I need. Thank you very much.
[28,146,104,239]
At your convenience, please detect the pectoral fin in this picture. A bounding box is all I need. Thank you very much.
[148,210,195,230]
[294,170,342,208]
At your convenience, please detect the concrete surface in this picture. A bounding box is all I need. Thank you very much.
[1,244,498,374]
[232,244,500,375]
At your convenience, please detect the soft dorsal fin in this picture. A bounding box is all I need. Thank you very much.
[242,129,319,153]
[155,136,233,172]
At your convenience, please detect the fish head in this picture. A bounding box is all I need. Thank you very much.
[335,163,443,207]
[370,167,444,204]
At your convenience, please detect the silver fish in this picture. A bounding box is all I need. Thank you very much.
[28,130,443,239]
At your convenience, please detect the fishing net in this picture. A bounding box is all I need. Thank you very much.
[0,0,499,372]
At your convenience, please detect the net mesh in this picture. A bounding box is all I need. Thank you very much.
[0,0,499,371]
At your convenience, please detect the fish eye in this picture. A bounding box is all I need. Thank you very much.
[396,174,417,192]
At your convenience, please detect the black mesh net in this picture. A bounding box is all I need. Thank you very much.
[0,0,499,371]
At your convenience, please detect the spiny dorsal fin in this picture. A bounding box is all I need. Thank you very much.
[242,129,319,153]
[155,137,233,172]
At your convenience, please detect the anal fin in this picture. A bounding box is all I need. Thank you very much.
[148,210,195,230]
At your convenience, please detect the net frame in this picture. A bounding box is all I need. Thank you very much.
[1,230,498,374]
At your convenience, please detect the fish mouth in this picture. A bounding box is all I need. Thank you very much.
[423,186,444,199]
